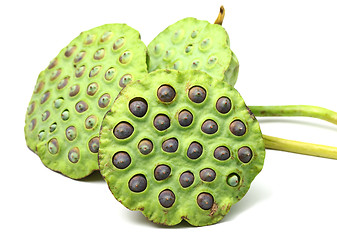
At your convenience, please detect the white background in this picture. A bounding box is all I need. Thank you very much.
[2,0,337,239]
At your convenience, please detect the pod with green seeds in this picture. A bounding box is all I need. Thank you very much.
[99,70,265,226]
[147,10,239,86]
[24,24,147,179]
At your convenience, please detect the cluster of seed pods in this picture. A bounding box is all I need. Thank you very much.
[99,70,265,226]
[24,24,147,179]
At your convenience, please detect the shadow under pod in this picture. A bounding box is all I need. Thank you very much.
[79,170,105,183]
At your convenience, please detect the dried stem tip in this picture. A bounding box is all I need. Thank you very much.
[214,6,225,25]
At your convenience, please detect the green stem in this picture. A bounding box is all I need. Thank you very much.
[248,105,337,125]
[263,134,337,160]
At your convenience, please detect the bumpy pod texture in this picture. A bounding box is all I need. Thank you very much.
[24,24,147,179]
[147,18,239,86]
[99,70,265,226]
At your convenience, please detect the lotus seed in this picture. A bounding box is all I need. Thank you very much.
[48,138,59,154]
[85,115,98,129]
[119,51,132,64]
[112,152,131,169]
[100,31,112,42]
[98,93,111,108]
[89,66,101,77]
[40,91,50,104]
[230,120,246,136]
[157,85,176,102]
[179,171,194,188]
[50,69,61,81]
[94,49,105,60]
[105,67,116,81]
[197,193,214,210]
[69,84,80,97]
[66,126,77,141]
[87,82,98,96]
[61,110,69,121]
[119,74,132,88]
[88,137,99,153]
[227,173,240,187]
[57,77,69,90]
[54,98,63,109]
[48,58,58,69]
[201,120,218,134]
[65,45,77,57]
[153,114,170,131]
[42,111,50,121]
[113,122,134,139]
[159,190,175,208]
[216,97,231,114]
[214,146,230,161]
[68,147,80,163]
[129,175,147,192]
[238,146,253,163]
[178,110,193,127]
[200,168,216,182]
[138,139,153,155]
[75,66,86,78]
[188,86,206,103]
[187,142,203,159]
[129,98,148,117]
[74,51,86,63]
[162,138,178,153]
[113,38,125,50]
[154,165,171,181]
[75,101,88,113]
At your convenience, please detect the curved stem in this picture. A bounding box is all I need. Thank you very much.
[249,105,337,125]
[263,134,337,160]
[214,5,225,25]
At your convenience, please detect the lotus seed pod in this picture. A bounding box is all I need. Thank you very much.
[147,17,239,86]
[24,24,147,179]
[99,69,265,226]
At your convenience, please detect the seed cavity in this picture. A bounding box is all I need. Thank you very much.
[75,101,89,113]
[238,146,253,163]
[172,29,184,43]
[163,49,174,61]
[185,44,193,53]
[74,51,86,63]
[112,152,131,169]
[154,165,171,181]
[65,45,77,57]
[100,31,112,42]
[85,115,98,129]
[129,97,148,117]
[119,51,132,64]
[200,168,216,182]
[159,189,175,208]
[40,91,50,104]
[28,119,37,131]
[48,58,58,69]
[69,84,80,97]
[207,56,218,66]
[88,137,99,153]
[129,174,147,192]
[173,60,181,70]
[191,60,200,69]
[113,37,125,50]
[230,120,246,136]
[188,86,206,103]
[227,173,240,187]
[61,110,69,121]
[49,122,57,132]
[84,34,95,45]
[38,130,45,141]
[48,138,59,154]
[27,102,35,115]
[119,74,132,87]
[201,120,218,134]
[98,93,111,108]
[214,146,230,161]
[138,139,153,155]
[94,49,105,60]
[57,77,69,90]
[187,142,203,159]
[68,147,80,163]
[42,111,50,121]
[105,68,116,81]
[153,44,163,56]
[34,81,45,94]
[191,30,198,38]
[162,138,178,153]
[89,66,101,77]
[66,126,77,141]
[113,122,134,139]
[178,110,193,127]
[157,85,176,102]
[153,114,170,131]
[216,97,231,114]
[54,98,64,109]
[75,66,86,78]
[179,171,194,188]
[200,38,211,50]
[87,82,99,96]
[197,193,214,210]
[50,69,62,81]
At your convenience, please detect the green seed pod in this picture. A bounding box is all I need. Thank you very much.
[99,70,265,226]
[24,24,147,179]
[147,17,239,86]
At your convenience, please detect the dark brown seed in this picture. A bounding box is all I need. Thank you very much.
[88,137,99,153]
[113,122,134,139]
[129,98,148,117]
[162,138,178,153]
[157,85,176,102]
[178,110,193,127]
[179,171,194,188]
[158,190,175,208]
[216,97,231,114]
[65,45,77,57]
[200,168,216,182]
[75,101,88,113]
[214,146,230,160]
[129,175,147,192]
[188,86,206,103]
[197,193,214,210]
[138,139,153,155]
[98,93,111,108]
[112,152,131,169]
[238,146,253,163]
[153,114,170,131]
[187,142,203,159]
[69,84,80,97]
[68,147,80,163]
[154,165,171,181]
[65,126,77,141]
[229,120,246,136]
[201,120,218,134]
[40,91,50,104]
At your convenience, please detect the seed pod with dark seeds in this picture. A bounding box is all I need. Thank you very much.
[147,13,239,86]
[99,69,265,226]
[24,24,147,179]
